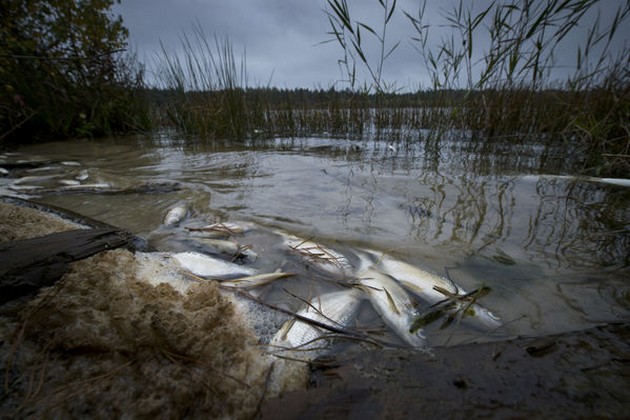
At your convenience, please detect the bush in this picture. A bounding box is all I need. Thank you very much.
[0,0,149,142]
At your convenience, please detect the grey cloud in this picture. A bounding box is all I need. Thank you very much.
[115,0,628,90]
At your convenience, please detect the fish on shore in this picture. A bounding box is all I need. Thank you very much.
[270,288,364,352]
[219,271,295,290]
[355,252,426,347]
[171,251,257,278]
[163,202,188,226]
[189,237,259,261]
[368,250,502,330]
[283,234,353,278]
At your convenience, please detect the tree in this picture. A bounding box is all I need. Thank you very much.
[0,0,147,141]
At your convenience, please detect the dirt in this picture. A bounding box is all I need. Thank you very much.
[259,322,630,419]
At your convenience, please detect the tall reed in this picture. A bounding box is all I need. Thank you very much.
[154,23,252,141]
[324,0,629,176]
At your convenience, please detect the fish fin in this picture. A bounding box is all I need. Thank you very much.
[278,318,296,341]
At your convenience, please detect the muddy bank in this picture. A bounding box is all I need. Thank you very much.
[259,322,630,419]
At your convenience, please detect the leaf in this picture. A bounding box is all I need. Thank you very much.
[386,0,397,24]
[357,21,378,37]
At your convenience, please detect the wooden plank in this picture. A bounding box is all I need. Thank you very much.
[0,228,131,304]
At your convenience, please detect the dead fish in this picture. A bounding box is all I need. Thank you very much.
[369,250,501,330]
[59,179,81,186]
[8,185,42,191]
[163,202,188,226]
[186,221,253,237]
[189,237,258,261]
[75,169,89,181]
[355,253,426,347]
[220,271,295,289]
[270,288,363,351]
[283,234,353,278]
[13,174,59,185]
[593,177,630,187]
[60,183,112,190]
[172,251,257,278]
[0,168,9,176]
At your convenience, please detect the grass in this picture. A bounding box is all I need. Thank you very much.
[147,1,628,176]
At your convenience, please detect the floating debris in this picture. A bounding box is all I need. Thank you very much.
[186,221,253,238]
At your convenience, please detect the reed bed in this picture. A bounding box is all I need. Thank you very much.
[151,1,628,176]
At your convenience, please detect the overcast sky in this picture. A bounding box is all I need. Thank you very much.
[114,0,628,91]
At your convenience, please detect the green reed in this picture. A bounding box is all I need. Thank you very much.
[155,23,252,141]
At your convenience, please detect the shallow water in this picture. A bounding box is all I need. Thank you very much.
[1,134,628,347]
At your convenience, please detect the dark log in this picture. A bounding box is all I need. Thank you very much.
[0,228,132,304]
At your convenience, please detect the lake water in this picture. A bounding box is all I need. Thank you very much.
[1,133,628,348]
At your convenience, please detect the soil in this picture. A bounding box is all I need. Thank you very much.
[259,322,630,419]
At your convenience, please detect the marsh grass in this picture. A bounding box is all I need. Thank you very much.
[151,1,628,175]
[321,0,628,174]
[402,0,630,176]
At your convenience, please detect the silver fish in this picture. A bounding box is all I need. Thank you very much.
[369,250,501,330]
[59,179,81,186]
[172,251,257,278]
[594,177,630,187]
[283,234,353,278]
[220,271,294,289]
[13,174,59,185]
[60,182,111,190]
[185,221,253,238]
[189,237,258,261]
[355,253,426,347]
[270,288,363,351]
[75,169,90,181]
[163,202,188,226]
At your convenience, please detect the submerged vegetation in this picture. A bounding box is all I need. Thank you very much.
[0,0,628,176]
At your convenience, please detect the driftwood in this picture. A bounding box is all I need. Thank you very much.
[0,228,133,304]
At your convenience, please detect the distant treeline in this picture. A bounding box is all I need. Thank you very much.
[144,86,470,109]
